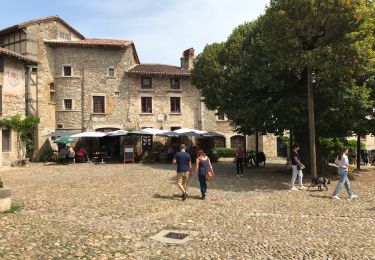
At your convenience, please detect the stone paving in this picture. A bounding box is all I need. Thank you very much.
[0,160,374,259]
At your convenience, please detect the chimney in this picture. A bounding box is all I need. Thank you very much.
[180,48,195,70]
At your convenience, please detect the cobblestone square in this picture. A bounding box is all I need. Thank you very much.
[0,161,374,259]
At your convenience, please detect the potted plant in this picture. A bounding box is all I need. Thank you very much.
[0,177,11,212]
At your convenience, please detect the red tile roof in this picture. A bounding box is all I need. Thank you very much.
[127,64,190,77]
[44,39,133,48]
[0,16,85,39]
[0,47,38,64]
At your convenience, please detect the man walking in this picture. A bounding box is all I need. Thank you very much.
[173,144,192,201]
[235,145,244,176]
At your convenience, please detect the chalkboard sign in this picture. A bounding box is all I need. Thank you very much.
[124,145,135,164]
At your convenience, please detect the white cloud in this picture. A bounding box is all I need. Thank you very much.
[65,0,269,65]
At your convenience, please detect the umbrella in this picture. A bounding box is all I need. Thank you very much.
[127,130,153,136]
[44,131,79,137]
[71,131,108,138]
[53,136,77,144]
[201,131,225,137]
[141,127,168,135]
[174,128,206,135]
[107,130,129,136]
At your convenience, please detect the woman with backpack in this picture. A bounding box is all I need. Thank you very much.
[332,147,358,200]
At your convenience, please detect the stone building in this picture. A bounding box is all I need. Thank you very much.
[0,48,37,165]
[0,16,278,162]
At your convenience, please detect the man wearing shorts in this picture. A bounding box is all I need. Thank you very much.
[173,144,192,201]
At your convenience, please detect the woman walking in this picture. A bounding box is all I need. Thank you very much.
[290,144,305,190]
[194,149,214,200]
[332,147,358,200]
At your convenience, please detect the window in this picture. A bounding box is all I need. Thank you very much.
[2,129,10,152]
[0,56,3,72]
[49,83,56,103]
[214,136,226,148]
[59,31,70,40]
[63,65,72,77]
[108,68,115,77]
[141,77,152,88]
[141,97,152,113]
[93,96,105,113]
[170,78,180,89]
[170,97,181,113]
[64,99,72,110]
[230,135,245,148]
[216,112,226,121]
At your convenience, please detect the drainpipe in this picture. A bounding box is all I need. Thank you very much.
[25,66,32,115]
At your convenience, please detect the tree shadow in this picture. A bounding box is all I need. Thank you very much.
[153,193,202,201]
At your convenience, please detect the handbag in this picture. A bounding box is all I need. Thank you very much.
[201,158,214,181]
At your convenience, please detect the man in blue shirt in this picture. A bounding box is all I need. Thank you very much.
[173,144,192,201]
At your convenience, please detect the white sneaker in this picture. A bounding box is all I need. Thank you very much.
[332,195,340,200]
[290,187,297,191]
[350,194,358,199]
[299,186,305,190]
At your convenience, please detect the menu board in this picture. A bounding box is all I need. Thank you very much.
[124,145,135,164]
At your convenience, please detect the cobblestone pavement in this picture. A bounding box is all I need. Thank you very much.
[0,160,374,259]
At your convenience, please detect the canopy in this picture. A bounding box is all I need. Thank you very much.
[53,136,77,144]
[201,131,225,137]
[158,128,207,137]
[127,130,154,136]
[44,131,78,137]
[71,131,107,138]
[107,130,128,136]
[141,127,168,135]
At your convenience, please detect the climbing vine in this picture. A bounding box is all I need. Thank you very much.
[0,114,40,160]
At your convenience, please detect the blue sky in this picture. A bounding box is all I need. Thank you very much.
[0,0,269,66]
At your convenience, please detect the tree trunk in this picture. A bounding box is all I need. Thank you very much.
[356,135,361,170]
[307,66,317,177]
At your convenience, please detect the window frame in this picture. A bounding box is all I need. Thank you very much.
[2,128,11,152]
[62,65,72,77]
[141,77,152,89]
[170,96,181,114]
[63,99,73,111]
[107,67,115,78]
[170,78,180,89]
[49,83,56,103]
[92,95,106,114]
[141,96,153,113]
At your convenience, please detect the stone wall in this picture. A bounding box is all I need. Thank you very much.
[127,76,201,130]
[0,57,27,165]
[53,46,137,131]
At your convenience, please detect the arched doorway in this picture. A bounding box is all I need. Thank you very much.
[214,136,226,148]
[230,135,244,148]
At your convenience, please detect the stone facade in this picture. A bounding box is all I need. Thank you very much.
[0,54,36,165]
[0,16,278,160]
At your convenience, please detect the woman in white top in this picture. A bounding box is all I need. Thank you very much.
[332,147,357,200]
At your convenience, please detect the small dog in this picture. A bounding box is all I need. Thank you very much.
[307,177,331,191]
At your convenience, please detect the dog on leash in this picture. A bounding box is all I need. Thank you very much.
[307,177,331,191]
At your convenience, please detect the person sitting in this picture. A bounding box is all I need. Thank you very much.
[76,147,88,162]
[67,145,75,163]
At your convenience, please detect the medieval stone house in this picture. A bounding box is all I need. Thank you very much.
[0,16,278,164]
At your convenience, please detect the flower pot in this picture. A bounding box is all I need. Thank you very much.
[0,187,11,212]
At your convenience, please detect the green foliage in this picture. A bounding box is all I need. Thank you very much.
[320,138,365,162]
[141,151,155,163]
[1,202,22,214]
[208,150,220,163]
[214,148,236,158]
[0,177,3,188]
[0,114,40,159]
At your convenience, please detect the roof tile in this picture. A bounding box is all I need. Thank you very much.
[44,39,133,48]
[127,64,190,77]
[0,47,38,63]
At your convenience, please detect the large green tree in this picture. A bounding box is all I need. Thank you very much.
[191,0,374,175]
